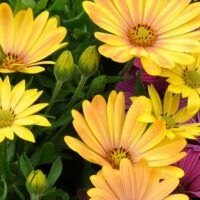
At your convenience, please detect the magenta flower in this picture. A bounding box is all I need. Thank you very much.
[116,74,136,109]
[134,58,168,96]
[116,58,168,108]
[175,144,200,198]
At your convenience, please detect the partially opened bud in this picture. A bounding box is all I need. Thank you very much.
[54,50,74,82]
[79,46,100,77]
[26,170,47,196]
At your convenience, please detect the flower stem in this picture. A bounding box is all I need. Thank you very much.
[45,81,63,115]
[50,75,88,142]
[30,194,40,200]
[67,75,88,109]
[118,58,134,76]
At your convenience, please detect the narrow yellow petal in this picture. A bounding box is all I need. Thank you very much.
[12,125,35,142]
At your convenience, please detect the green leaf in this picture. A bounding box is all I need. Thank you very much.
[35,0,48,14]
[7,141,16,162]
[47,157,63,189]
[14,0,36,13]
[31,142,57,166]
[38,142,57,165]
[19,153,33,178]
[48,0,68,12]
[12,185,25,200]
[0,177,7,200]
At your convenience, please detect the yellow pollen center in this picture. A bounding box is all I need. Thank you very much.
[162,115,176,129]
[184,70,200,88]
[108,147,131,169]
[2,52,23,69]
[129,24,156,47]
[0,109,15,128]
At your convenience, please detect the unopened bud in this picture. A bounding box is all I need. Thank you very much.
[54,50,74,82]
[26,170,47,196]
[79,46,100,77]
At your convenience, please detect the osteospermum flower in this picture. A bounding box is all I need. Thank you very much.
[175,145,200,198]
[0,3,67,74]
[88,159,189,200]
[146,84,200,139]
[160,54,200,114]
[83,0,200,75]
[64,91,187,177]
[0,76,50,142]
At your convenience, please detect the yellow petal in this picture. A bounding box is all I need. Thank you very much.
[16,103,48,118]
[0,3,14,52]
[10,80,25,108]
[12,125,35,142]
[14,115,51,127]
[64,136,108,165]
[18,66,45,74]
[1,76,11,110]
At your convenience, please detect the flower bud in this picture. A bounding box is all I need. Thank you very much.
[54,50,74,82]
[26,170,47,196]
[79,46,100,77]
[0,45,4,65]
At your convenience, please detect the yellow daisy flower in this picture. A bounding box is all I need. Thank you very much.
[0,3,67,74]
[160,54,200,115]
[83,0,200,75]
[0,76,51,143]
[88,159,189,200]
[146,84,200,140]
[64,91,186,178]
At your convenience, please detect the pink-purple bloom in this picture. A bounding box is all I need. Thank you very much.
[175,144,200,198]
[116,58,168,108]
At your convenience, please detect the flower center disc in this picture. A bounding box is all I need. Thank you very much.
[108,147,131,169]
[2,52,23,69]
[129,24,156,47]
[162,115,176,129]
[184,70,200,88]
[0,110,14,128]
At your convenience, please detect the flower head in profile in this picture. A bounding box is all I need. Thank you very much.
[88,159,189,200]
[175,144,200,198]
[146,84,200,140]
[0,3,67,74]
[160,54,200,115]
[0,76,50,143]
[83,0,200,75]
[64,91,187,177]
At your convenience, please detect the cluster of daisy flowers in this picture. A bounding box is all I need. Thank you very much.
[0,0,200,200]
[64,0,200,200]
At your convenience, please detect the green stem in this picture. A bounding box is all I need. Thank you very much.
[50,76,88,142]
[63,11,85,26]
[30,194,40,200]
[67,75,88,109]
[118,58,134,76]
[45,81,63,115]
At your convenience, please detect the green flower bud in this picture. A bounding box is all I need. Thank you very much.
[0,45,4,65]
[79,46,100,77]
[54,50,74,82]
[26,170,47,196]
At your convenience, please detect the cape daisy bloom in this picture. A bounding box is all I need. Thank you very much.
[160,54,200,115]
[146,84,200,140]
[0,76,51,143]
[65,91,187,177]
[83,0,200,75]
[0,3,67,74]
[88,159,189,200]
